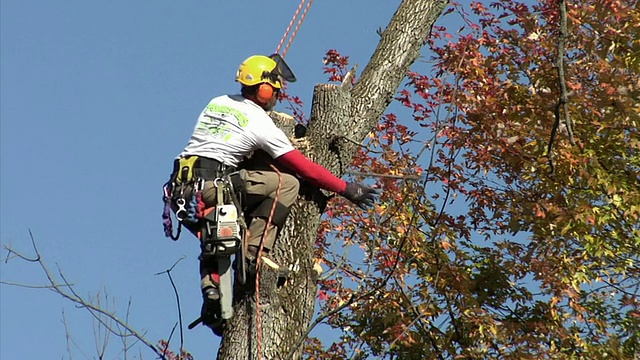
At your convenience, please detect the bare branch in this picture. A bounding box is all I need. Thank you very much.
[339,134,383,154]
[547,0,576,173]
[1,231,164,358]
[319,241,355,281]
[557,0,575,146]
[154,256,185,276]
[155,256,187,352]
[0,281,61,289]
[345,170,420,180]
[2,232,40,262]
[61,309,91,360]
[121,298,134,360]
[62,310,74,360]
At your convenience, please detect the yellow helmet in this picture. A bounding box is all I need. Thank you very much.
[235,54,296,89]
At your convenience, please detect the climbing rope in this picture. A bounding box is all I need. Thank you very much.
[254,164,283,360]
[274,0,315,58]
[247,2,314,355]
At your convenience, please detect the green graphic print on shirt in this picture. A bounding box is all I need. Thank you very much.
[198,103,250,142]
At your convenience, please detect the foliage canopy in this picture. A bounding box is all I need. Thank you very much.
[307,1,639,359]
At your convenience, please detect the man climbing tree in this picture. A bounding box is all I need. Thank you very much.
[162,54,376,336]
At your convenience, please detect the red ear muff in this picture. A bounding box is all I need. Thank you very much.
[256,83,274,104]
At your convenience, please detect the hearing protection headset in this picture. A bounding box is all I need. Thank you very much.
[256,83,275,104]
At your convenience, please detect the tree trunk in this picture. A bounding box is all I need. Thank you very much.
[217,1,449,359]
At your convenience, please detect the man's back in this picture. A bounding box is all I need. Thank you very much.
[179,94,294,167]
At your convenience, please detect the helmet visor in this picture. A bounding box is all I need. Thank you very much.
[268,53,297,83]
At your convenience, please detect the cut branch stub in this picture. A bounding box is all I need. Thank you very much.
[269,111,297,139]
[306,82,352,176]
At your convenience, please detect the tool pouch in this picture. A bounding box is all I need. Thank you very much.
[173,156,199,185]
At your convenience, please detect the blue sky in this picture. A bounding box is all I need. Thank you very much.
[0,1,426,358]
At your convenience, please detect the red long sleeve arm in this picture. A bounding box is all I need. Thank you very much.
[276,149,347,194]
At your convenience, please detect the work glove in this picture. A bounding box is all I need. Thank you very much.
[341,182,377,209]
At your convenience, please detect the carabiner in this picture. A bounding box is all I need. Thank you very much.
[175,198,188,221]
[195,178,205,192]
[213,177,226,188]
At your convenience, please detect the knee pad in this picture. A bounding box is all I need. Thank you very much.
[250,198,291,228]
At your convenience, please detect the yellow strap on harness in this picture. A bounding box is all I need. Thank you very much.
[175,156,199,185]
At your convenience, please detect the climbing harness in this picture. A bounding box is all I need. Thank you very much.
[163,156,249,331]
[162,156,248,298]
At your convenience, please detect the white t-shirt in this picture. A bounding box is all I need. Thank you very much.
[178,95,295,167]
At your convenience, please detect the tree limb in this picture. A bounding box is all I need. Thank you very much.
[547,0,576,173]
[1,230,165,359]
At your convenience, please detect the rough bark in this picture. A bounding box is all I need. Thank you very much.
[217,1,449,359]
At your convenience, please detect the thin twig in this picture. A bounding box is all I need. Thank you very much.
[121,298,133,360]
[319,242,355,281]
[60,307,91,360]
[0,281,62,289]
[547,106,560,173]
[155,256,186,352]
[164,323,179,360]
[58,269,129,339]
[320,253,365,281]
[91,291,111,360]
[62,309,74,360]
[345,170,420,180]
[339,134,384,154]
[4,238,13,263]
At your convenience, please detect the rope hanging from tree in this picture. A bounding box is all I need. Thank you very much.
[251,2,314,357]
[274,0,314,57]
